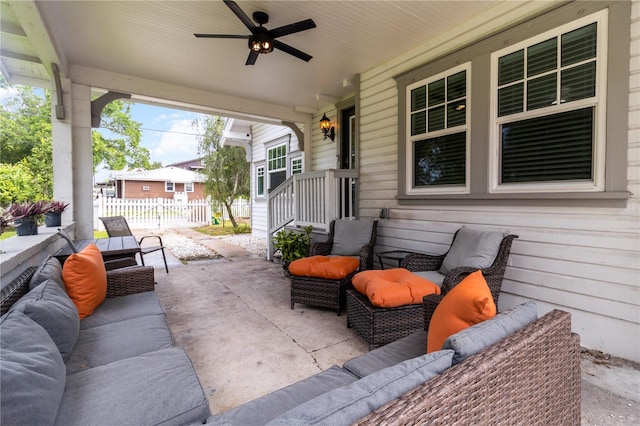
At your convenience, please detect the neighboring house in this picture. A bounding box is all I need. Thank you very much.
[166,158,205,171]
[110,167,206,201]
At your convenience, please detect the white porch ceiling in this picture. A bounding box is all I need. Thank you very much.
[1,0,502,116]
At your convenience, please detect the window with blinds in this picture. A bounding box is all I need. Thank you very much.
[492,11,605,191]
[407,63,470,193]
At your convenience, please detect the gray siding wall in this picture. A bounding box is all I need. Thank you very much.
[310,1,640,362]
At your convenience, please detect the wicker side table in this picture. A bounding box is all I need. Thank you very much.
[346,289,424,350]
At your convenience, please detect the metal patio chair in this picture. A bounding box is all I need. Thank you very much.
[99,216,169,273]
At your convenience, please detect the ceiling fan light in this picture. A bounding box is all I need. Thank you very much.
[248,35,273,54]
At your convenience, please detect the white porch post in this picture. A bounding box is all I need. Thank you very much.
[51,82,73,227]
[71,83,94,239]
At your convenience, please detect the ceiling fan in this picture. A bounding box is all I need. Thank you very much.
[194,0,317,66]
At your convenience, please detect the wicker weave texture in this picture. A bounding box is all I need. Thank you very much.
[105,266,155,298]
[346,289,424,350]
[289,273,354,315]
[0,266,37,315]
[354,309,581,425]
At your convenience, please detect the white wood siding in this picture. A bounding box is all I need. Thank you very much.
[249,123,301,238]
[342,1,639,362]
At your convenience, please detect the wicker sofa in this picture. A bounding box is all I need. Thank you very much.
[0,259,211,425]
[205,300,581,425]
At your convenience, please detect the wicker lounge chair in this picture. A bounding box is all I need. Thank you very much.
[347,228,518,349]
[288,219,378,315]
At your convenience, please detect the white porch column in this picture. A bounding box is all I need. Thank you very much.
[51,83,73,227]
[71,83,94,239]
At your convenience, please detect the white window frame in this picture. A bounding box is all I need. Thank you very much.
[489,9,608,194]
[185,182,194,192]
[291,156,303,175]
[266,142,288,191]
[165,182,174,192]
[256,164,265,197]
[405,62,471,195]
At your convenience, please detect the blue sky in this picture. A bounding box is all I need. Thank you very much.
[119,103,206,166]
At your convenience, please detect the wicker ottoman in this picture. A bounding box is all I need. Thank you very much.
[346,289,424,349]
[288,272,356,316]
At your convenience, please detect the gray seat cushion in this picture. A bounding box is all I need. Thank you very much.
[1,311,66,425]
[80,290,165,329]
[206,365,358,425]
[412,270,445,287]
[443,301,538,364]
[267,350,453,426]
[56,347,211,426]
[10,278,79,361]
[29,256,65,290]
[66,314,175,374]
[343,331,427,378]
[330,220,374,256]
[440,226,506,275]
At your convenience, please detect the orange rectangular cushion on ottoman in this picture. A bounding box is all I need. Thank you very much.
[62,243,107,318]
[288,256,360,279]
[352,268,441,308]
[426,270,496,353]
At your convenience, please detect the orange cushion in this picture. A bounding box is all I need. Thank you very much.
[288,256,360,279]
[352,268,441,308]
[62,243,107,318]
[426,270,496,353]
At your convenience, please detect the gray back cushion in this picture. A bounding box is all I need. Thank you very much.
[344,331,428,378]
[330,220,374,256]
[0,311,66,425]
[11,279,80,361]
[267,350,453,425]
[443,301,538,364]
[29,256,65,290]
[440,226,506,275]
[413,271,445,287]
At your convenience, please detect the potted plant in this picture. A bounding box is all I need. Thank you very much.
[5,201,48,236]
[272,225,313,270]
[44,200,70,227]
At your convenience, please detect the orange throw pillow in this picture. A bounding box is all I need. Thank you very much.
[62,243,107,318]
[352,269,440,308]
[288,256,360,279]
[426,270,496,353]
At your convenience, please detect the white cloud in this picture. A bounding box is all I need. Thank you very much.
[152,118,201,165]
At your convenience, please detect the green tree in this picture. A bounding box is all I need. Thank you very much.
[0,79,160,205]
[195,116,249,228]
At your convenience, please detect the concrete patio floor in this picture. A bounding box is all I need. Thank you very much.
[139,228,639,424]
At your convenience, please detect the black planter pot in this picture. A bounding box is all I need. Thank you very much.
[45,212,62,227]
[16,218,38,236]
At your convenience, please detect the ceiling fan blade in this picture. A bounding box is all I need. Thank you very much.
[223,0,256,31]
[245,51,259,66]
[273,40,312,62]
[269,19,317,39]
[194,34,249,39]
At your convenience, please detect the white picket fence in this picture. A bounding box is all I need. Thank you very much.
[93,196,250,230]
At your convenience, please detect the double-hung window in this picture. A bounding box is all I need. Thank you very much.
[267,144,287,191]
[165,182,174,192]
[407,63,470,194]
[291,157,303,175]
[490,11,607,193]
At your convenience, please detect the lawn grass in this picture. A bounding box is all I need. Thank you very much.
[194,221,251,237]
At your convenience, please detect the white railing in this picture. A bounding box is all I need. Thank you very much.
[94,196,250,230]
[267,169,358,259]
